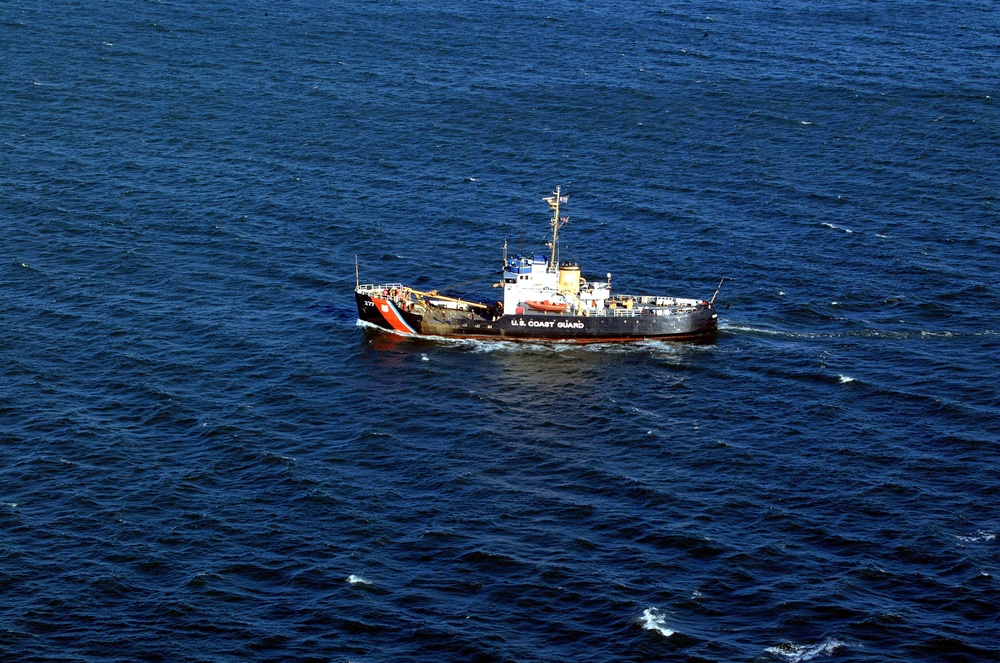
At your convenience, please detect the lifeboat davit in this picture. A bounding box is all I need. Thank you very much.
[524,300,569,313]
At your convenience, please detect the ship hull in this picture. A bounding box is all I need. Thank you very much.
[356,292,717,343]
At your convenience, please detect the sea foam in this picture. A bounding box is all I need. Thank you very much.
[956,530,995,543]
[765,639,845,662]
[639,607,675,637]
[347,574,372,586]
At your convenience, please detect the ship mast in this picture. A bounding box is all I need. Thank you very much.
[543,186,568,273]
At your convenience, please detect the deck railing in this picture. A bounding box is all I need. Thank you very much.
[357,283,405,293]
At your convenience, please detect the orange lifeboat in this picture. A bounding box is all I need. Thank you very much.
[524,300,569,313]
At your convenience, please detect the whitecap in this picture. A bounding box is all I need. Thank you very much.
[765,639,845,662]
[640,607,675,637]
[347,574,372,586]
[956,530,995,543]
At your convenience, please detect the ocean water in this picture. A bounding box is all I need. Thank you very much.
[2,1,998,661]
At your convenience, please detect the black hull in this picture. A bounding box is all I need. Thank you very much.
[356,292,717,343]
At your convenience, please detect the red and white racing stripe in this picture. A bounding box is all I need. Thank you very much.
[370,297,417,335]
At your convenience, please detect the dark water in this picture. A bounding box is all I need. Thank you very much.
[2,1,999,661]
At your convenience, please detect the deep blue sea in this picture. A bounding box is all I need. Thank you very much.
[2,1,999,661]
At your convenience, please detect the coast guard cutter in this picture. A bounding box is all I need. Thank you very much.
[355,187,720,342]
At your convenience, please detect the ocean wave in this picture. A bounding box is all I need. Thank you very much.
[765,639,845,661]
[639,607,676,637]
[955,530,995,544]
[3,1,998,660]
[346,574,373,586]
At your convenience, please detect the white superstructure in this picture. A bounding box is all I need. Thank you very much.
[500,186,612,316]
